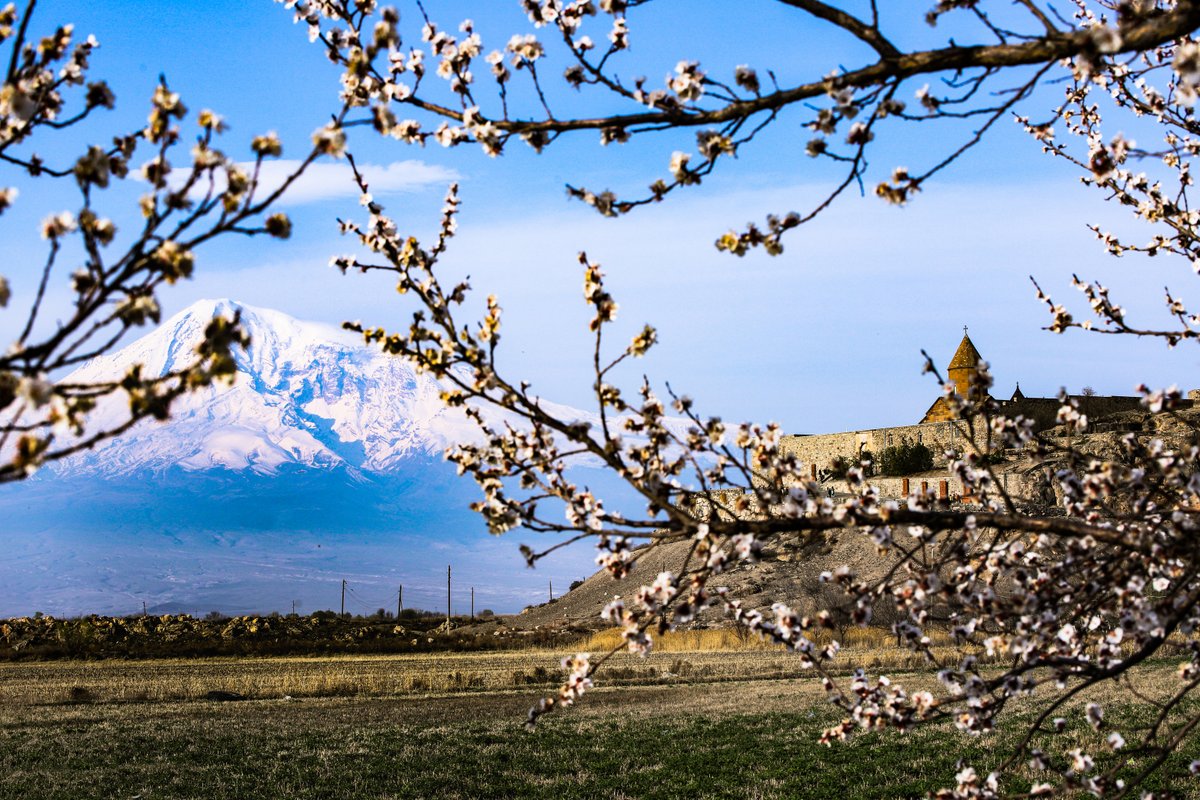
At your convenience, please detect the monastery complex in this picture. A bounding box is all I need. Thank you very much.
[778,330,1163,503]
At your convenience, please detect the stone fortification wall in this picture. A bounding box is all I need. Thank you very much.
[869,469,1039,505]
[780,394,1154,479]
[780,420,979,476]
[1001,395,1145,430]
[778,430,864,478]
[683,470,1044,520]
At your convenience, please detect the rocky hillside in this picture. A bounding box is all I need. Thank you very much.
[517,405,1200,632]
[516,530,906,633]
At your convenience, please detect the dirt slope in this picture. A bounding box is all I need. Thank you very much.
[516,407,1200,631]
[514,529,902,631]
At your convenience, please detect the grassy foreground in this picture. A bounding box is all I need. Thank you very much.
[2,654,1200,799]
[0,680,989,800]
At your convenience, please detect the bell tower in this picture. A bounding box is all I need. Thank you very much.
[919,327,987,423]
[947,326,983,397]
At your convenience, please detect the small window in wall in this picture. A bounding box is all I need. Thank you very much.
[886,433,893,447]
[917,431,923,444]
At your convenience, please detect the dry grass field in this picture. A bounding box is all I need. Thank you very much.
[0,645,816,706]
[2,645,1199,798]
[0,632,971,706]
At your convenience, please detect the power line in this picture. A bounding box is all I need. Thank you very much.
[343,585,381,611]
[343,583,401,613]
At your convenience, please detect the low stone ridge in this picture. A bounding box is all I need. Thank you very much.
[0,612,569,659]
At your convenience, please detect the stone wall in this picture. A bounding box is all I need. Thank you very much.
[1000,395,1145,430]
[868,469,1038,504]
[685,469,1045,515]
[778,430,863,479]
[779,420,983,476]
[780,393,1155,479]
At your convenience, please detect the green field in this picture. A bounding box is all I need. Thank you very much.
[2,653,1199,799]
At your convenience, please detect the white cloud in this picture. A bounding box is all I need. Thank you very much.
[168,177,1197,436]
[251,159,459,205]
[165,158,458,207]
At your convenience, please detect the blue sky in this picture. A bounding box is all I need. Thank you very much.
[7,0,1199,434]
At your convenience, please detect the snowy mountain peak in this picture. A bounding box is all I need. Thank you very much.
[56,300,481,477]
[85,298,362,380]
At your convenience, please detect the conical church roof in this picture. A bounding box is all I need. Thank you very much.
[948,330,982,370]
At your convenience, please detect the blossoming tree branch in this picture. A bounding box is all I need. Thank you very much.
[282,0,1200,795]
[292,0,1200,252]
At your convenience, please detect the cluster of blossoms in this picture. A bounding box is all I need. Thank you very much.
[526,651,592,727]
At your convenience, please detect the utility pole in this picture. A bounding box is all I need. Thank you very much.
[291,599,296,616]
[142,601,147,618]
[446,565,452,629]
[397,585,403,618]
[471,587,475,621]
[341,579,346,618]
[549,579,553,602]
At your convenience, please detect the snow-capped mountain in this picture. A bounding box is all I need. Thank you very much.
[57,299,520,476]
[0,299,644,618]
